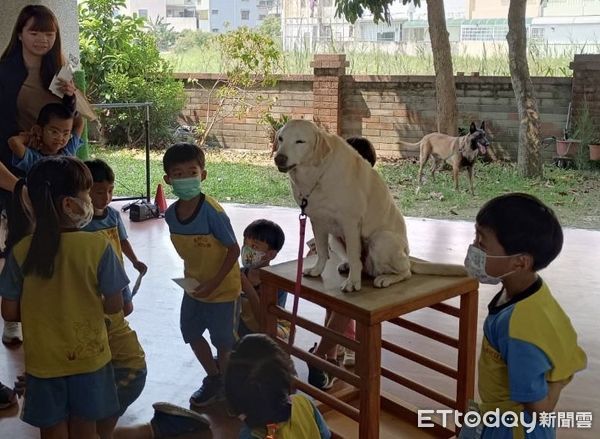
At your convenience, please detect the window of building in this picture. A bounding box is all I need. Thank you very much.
[530,27,545,41]
[138,9,148,18]
[212,28,219,32]
[301,0,306,7]
[259,14,266,20]
[322,0,333,6]
[212,9,219,15]
[377,31,395,42]
[241,10,250,20]
[198,10,208,20]
[461,26,489,41]
[320,24,332,40]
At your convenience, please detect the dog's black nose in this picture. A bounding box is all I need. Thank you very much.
[274,154,288,167]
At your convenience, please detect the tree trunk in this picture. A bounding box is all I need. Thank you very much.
[507,0,543,178]
[426,0,458,135]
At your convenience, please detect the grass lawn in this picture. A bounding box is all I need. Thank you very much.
[89,145,600,230]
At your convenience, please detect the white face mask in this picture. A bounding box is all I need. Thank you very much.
[464,244,519,285]
[63,196,94,229]
[241,245,267,269]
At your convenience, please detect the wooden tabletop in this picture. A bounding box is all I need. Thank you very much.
[260,256,479,325]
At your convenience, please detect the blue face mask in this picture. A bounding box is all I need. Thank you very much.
[171,177,202,201]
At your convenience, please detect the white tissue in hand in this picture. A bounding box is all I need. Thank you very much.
[49,64,73,98]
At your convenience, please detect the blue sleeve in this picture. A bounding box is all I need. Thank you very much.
[97,245,130,296]
[310,400,332,439]
[63,135,82,156]
[277,289,288,308]
[12,148,39,173]
[114,209,128,240]
[0,252,23,301]
[504,338,551,403]
[208,208,237,247]
[237,426,253,439]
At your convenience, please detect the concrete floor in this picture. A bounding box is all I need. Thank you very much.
[0,201,598,438]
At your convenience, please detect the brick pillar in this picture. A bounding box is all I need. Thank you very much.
[570,54,600,129]
[311,54,348,134]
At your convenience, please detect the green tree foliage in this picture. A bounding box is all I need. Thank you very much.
[258,15,282,44]
[189,27,282,146]
[335,0,419,24]
[173,29,214,54]
[145,16,177,51]
[79,0,185,146]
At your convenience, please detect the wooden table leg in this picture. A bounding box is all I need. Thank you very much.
[356,321,382,439]
[260,281,279,338]
[456,289,478,413]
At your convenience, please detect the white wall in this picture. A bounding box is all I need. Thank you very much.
[0,0,79,61]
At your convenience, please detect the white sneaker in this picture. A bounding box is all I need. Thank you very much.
[343,348,355,367]
[2,322,22,345]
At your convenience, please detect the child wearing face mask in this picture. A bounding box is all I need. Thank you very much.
[239,219,290,340]
[0,156,127,437]
[463,193,586,438]
[162,143,241,408]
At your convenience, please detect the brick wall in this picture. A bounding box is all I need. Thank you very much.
[176,54,587,160]
[177,74,313,151]
[570,54,600,130]
[342,75,572,159]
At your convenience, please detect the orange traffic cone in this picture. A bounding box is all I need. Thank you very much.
[154,184,168,214]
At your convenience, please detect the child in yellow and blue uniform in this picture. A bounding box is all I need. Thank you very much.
[239,219,290,340]
[82,159,147,316]
[163,143,241,407]
[226,334,331,439]
[464,193,587,439]
[8,102,84,174]
[0,156,127,437]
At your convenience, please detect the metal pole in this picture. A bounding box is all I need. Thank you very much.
[145,104,151,202]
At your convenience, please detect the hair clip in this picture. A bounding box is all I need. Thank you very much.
[266,423,278,439]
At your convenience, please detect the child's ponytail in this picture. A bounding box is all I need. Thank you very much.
[22,180,61,278]
[20,157,92,278]
[5,178,33,251]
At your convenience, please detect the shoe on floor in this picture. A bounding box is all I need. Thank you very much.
[307,343,337,391]
[189,374,223,408]
[2,322,22,345]
[151,402,210,438]
[343,348,355,367]
[0,382,17,410]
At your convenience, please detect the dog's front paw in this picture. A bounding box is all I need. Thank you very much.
[337,262,349,274]
[303,265,324,277]
[341,277,361,292]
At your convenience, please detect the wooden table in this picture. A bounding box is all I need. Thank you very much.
[259,256,479,439]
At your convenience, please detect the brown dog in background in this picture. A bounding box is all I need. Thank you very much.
[398,122,489,195]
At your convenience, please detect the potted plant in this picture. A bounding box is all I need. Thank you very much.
[589,141,600,161]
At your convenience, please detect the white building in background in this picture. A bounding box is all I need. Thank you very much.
[281,0,465,51]
[124,0,278,32]
[126,0,198,31]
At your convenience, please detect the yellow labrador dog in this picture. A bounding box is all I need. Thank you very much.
[274,120,465,292]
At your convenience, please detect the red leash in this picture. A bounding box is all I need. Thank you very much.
[287,198,308,349]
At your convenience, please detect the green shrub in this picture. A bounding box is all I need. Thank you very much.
[79,0,185,147]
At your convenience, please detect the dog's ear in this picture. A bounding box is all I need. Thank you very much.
[480,121,486,131]
[469,122,476,134]
[309,129,333,165]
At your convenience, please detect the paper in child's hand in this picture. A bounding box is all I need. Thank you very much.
[131,271,145,297]
[172,277,200,293]
[49,64,73,98]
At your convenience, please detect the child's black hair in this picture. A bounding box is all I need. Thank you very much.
[162,142,205,174]
[84,159,115,184]
[243,219,285,252]
[36,103,74,126]
[346,136,377,167]
[225,334,296,429]
[14,156,93,278]
[476,193,563,271]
